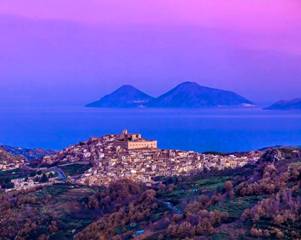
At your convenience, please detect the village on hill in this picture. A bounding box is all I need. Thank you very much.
[3,130,259,191]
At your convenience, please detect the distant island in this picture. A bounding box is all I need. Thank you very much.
[148,82,253,108]
[266,98,301,110]
[86,82,254,108]
[86,85,154,108]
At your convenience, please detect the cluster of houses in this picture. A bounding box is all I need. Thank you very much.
[78,148,260,185]
[2,130,262,191]
[52,130,260,186]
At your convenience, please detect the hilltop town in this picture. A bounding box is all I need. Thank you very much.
[42,130,261,186]
[1,130,261,192]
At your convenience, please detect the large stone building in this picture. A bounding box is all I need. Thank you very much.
[117,130,157,150]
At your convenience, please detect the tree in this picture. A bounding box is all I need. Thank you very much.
[39,174,48,183]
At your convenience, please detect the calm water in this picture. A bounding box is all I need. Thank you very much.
[0,107,301,153]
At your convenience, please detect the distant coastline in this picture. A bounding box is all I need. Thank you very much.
[265,98,301,111]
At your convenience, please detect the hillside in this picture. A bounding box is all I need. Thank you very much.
[0,147,25,171]
[266,98,301,110]
[1,145,55,161]
[86,85,154,108]
[148,82,253,108]
[76,147,301,240]
[0,147,301,239]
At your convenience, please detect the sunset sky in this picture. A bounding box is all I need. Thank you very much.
[0,0,300,106]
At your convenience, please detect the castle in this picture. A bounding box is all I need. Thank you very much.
[117,130,157,150]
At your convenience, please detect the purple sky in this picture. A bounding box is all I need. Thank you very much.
[0,0,301,106]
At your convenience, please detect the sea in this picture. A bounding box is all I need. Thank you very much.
[0,107,300,153]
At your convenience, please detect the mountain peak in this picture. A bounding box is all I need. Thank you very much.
[178,81,199,86]
[86,85,154,108]
[110,84,143,95]
[148,82,253,108]
[116,84,137,91]
[174,81,202,90]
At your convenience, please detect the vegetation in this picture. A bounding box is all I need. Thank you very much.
[59,163,92,176]
[0,147,301,239]
[0,183,101,240]
[0,169,30,189]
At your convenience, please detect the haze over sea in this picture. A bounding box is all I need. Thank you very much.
[0,107,300,153]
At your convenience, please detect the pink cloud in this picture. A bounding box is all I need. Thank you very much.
[0,0,300,32]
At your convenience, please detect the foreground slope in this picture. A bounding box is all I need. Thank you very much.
[1,146,301,239]
[86,85,154,108]
[148,82,253,108]
[75,147,301,239]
